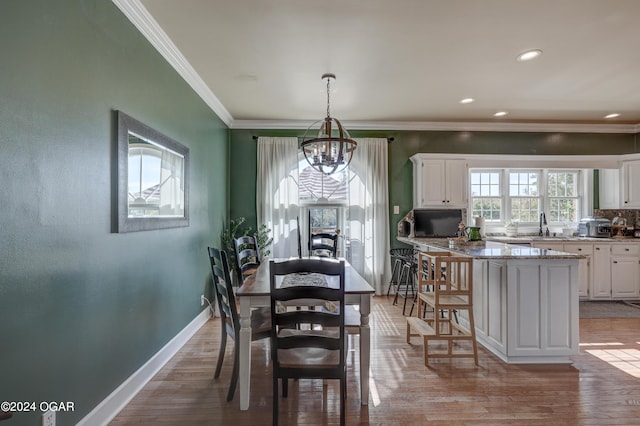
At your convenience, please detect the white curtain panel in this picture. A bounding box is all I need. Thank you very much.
[256,137,300,259]
[348,138,391,295]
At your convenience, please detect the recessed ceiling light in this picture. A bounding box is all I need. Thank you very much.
[516,49,542,62]
[494,111,508,117]
[460,98,475,104]
[604,113,620,119]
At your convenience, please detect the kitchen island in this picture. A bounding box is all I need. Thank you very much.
[398,237,583,364]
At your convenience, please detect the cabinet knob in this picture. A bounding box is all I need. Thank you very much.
[596,247,600,250]
[613,260,618,264]
[625,201,629,204]
[578,248,582,251]
[442,200,446,203]
[625,248,630,251]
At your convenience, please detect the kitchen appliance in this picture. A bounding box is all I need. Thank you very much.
[577,217,612,238]
[413,209,463,237]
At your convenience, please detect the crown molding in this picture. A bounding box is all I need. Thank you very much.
[111,1,640,135]
[231,119,640,133]
[111,0,233,127]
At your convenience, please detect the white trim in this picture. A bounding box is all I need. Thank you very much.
[111,0,233,126]
[76,309,211,426]
[411,152,631,169]
[232,119,640,134]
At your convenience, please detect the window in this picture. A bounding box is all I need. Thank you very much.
[547,171,579,223]
[309,207,339,233]
[509,171,541,223]
[470,171,502,221]
[298,156,349,256]
[469,168,582,226]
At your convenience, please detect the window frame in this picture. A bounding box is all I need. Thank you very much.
[468,167,584,230]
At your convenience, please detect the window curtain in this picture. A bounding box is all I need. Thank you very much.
[256,137,300,258]
[347,138,391,295]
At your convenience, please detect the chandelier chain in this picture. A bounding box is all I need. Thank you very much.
[326,76,331,118]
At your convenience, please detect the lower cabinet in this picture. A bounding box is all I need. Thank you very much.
[532,242,591,299]
[611,244,640,298]
[591,244,612,298]
[534,241,640,300]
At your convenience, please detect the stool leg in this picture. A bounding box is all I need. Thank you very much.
[387,258,400,296]
[393,262,407,306]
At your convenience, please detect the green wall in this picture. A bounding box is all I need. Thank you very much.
[230,129,637,250]
[0,1,228,425]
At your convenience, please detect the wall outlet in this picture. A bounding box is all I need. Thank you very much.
[42,410,55,426]
[393,205,400,215]
[201,294,205,306]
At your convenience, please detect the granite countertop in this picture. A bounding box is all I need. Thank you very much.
[397,236,585,260]
[486,235,640,243]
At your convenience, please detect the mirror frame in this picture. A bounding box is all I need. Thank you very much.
[115,110,189,233]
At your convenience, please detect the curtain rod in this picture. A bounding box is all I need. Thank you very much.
[252,136,394,143]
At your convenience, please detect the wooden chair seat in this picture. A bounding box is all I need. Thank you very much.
[277,329,342,367]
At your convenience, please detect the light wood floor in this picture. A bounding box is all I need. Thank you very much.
[112,296,640,425]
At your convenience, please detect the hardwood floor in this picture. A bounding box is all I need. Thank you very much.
[112,296,640,425]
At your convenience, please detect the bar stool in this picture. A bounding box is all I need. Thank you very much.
[392,250,418,315]
[387,248,415,297]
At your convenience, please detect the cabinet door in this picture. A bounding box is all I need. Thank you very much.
[419,160,447,207]
[562,243,593,299]
[622,160,640,208]
[598,168,621,209]
[445,160,468,207]
[611,257,640,298]
[591,244,611,299]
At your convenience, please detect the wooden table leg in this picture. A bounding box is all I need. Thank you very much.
[359,294,371,405]
[239,296,253,410]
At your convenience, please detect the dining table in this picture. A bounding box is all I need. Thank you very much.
[236,257,375,411]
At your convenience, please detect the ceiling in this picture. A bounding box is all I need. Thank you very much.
[118,0,640,131]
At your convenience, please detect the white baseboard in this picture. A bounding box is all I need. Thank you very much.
[76,309,211,426]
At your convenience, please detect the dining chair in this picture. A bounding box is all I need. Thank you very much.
[309,232,338,258]
[207,247,271,402]
[233,235,261,284]
[269,258,347,426]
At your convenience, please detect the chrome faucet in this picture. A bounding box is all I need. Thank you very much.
[539,212,548,236]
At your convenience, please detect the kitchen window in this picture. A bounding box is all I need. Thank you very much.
[469,168,582,226]
[470,170,502,221]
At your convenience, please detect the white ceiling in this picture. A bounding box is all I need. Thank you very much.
[117,0,640,131]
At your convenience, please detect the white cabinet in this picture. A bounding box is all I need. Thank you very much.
[532,241,640,300]
[531,242,591,299]
[411,156,468,208]
[610,244,640,298]
[598,168,621,209]
[561,243,593,299]
[591,244,612,299]
[622,160,640,208]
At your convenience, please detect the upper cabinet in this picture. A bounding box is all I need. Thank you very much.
[598,168,621,209]
[622,160,640,208]
[411,155,468,208]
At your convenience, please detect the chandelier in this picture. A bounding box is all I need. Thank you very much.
[300,73,357,175]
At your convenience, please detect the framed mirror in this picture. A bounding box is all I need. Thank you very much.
[115,111,189,232]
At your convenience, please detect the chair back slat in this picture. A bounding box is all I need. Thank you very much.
[269,258,346,360]
[233,236,261,283]
[309,232,338,258]
[208,247,239,336]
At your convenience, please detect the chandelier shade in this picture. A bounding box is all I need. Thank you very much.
[300,73,357,175]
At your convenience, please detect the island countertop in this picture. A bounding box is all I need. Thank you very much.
[397,236,585,260]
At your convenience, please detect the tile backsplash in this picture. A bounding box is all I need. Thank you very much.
[594,209,640,227]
